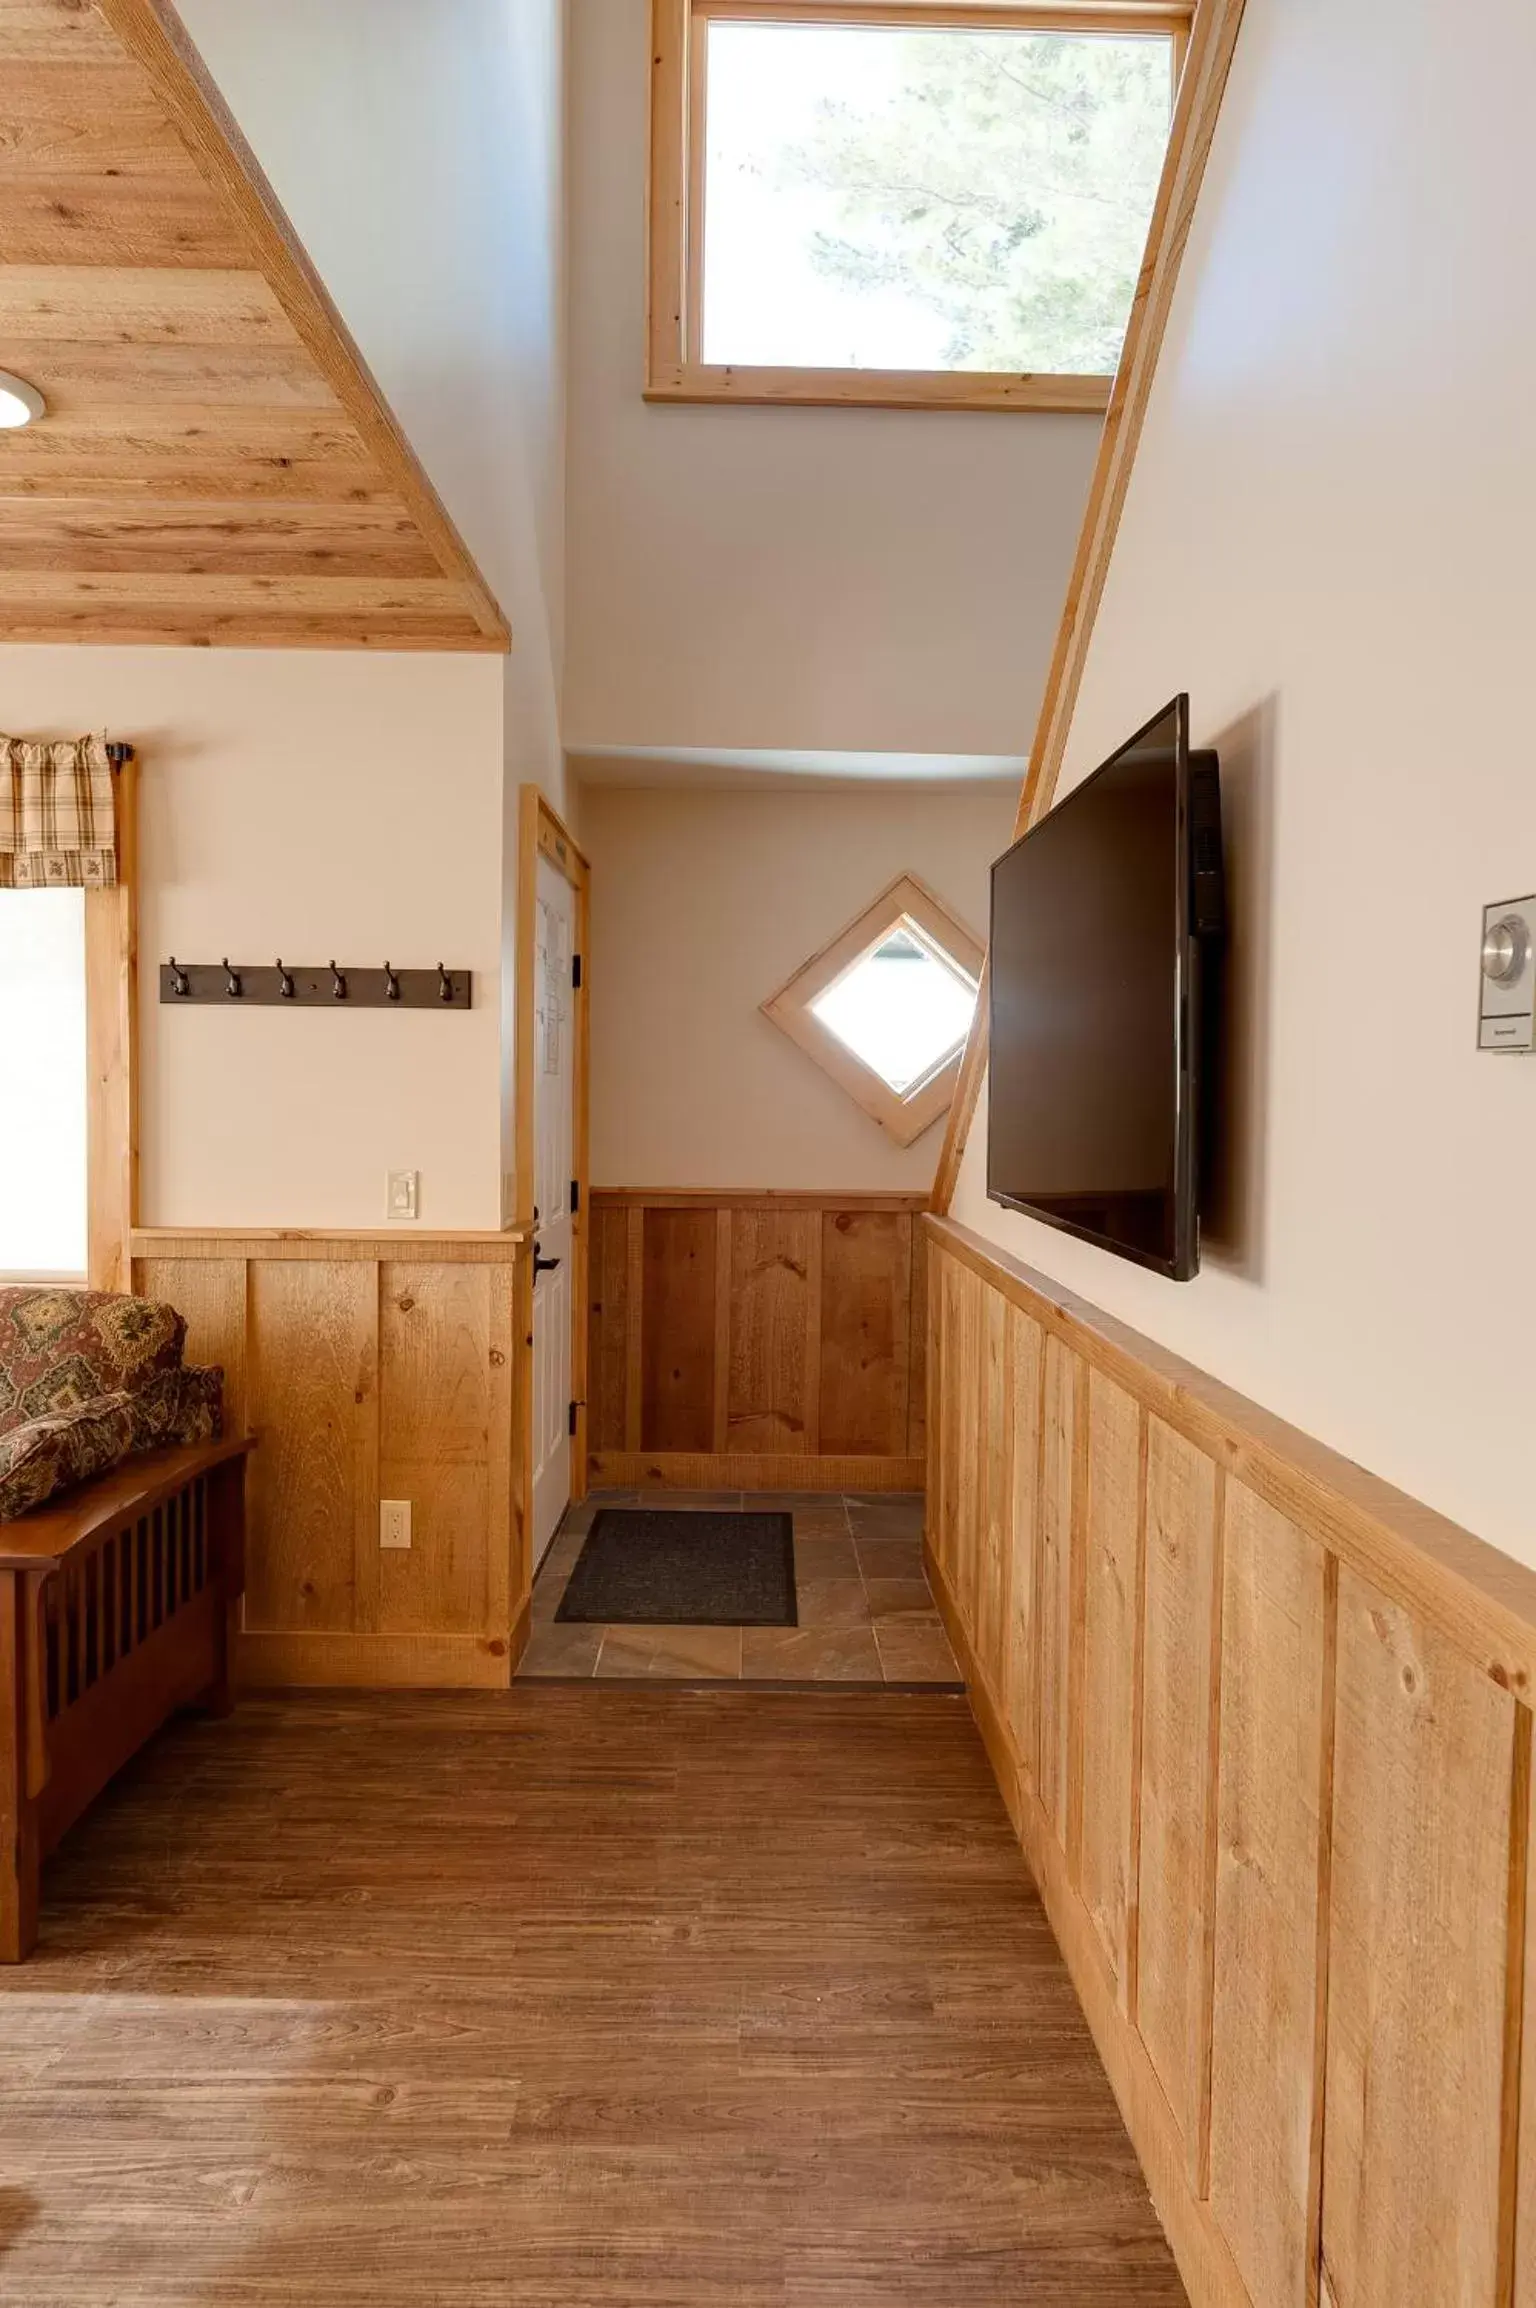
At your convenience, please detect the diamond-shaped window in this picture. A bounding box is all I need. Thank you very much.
[761,874,982,1146]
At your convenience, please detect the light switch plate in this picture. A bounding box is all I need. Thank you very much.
[380,1499,412,1551]
[387,1169,419,1220]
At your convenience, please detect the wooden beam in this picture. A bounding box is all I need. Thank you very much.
[929,0,1249,1212]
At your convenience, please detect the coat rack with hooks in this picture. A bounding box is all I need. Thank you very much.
[158,961,471,1009]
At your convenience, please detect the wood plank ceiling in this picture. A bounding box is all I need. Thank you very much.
[0,0,509,649]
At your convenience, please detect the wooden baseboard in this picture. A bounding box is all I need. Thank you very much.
[238,1622,524,1691]
[590,1452,923,1493]
[925,1538,1249,2308]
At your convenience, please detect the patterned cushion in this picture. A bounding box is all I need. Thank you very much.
[0,1396,136,1522]
[0,1288,187,1438]
[124,1364,224,1454]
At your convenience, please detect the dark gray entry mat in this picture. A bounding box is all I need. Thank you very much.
[555,1509,797,1626]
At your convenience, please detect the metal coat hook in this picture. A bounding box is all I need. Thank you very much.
[222,958,243,999]
[276,959,295,1000]
[384,961,401,1003]
[437,962,453,1004]
[168,958,190,999]
[329,960,348,1001]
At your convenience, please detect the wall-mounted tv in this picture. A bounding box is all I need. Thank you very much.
[987,696,1225,1281]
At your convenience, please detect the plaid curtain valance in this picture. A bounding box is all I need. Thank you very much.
[0,734,118,890]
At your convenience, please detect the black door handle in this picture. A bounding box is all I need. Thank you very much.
[533,1252,562,1277]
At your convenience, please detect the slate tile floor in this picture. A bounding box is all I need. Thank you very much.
[519,1490,964,1686]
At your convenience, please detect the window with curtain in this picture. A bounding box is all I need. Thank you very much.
[0,890,88,1279]
[0,733,119,1283]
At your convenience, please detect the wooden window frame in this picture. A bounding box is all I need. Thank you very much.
[85,754,138,1295]
[646,0,1194,415]
[761,872,984,1146]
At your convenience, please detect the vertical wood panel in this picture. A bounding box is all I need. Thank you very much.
[1078,1369,1144,2000]
[1208,1480,1331,2308]
[1514,1744,1536,2308]
[377,1264,493,1637]
[245,1260,377,1634]
[803,1215,824,1456]
[725,1208,814,1453]
[924,1241,941,1535]
[925,1219,1536,2308]
[486,1260,516,1632]
[934,1253,962,1587]
[975,1286,1009,1698]
[134,1254,248,1438]
[711,1208,732,1452]
[624,1207,644,1449]
[1323,1573,1520,2308]
[819,1210,912,1457]
[907,1222,928,1461]
[641,1207,718,1453]
[1136,1417,1221,2167]
[588,1194,922,1480]
[587,1201,629,1453]
[1035,1333,1079,1845]
[951,1259,984,1645]
[126,1237,525,1687]
[1003,1305,1045,1772]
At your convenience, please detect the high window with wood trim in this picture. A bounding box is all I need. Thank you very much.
[761,873,983,1145]
[648,0,1190,414]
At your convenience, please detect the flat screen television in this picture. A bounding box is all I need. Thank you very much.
[987,695,1225,1281]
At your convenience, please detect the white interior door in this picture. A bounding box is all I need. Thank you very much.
[531,852,576,1566]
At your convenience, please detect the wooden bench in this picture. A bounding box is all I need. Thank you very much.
[0,1434,252,1961]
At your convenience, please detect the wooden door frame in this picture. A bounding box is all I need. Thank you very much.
[514,787,592,1559]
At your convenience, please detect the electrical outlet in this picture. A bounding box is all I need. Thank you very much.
[386,1169,418,1221]
[380,1499,412,1551]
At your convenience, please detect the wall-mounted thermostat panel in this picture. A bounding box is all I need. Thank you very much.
[1479,896,1535,1050]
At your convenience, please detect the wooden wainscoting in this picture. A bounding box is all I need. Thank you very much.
[587,1191,927,1491]
[130,1230,529,1688]
[925,1212,1536,2308]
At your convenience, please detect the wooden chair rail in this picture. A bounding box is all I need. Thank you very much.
[925,1217,1536,2308]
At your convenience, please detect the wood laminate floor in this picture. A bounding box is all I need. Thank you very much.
[0,1687,1185,2307]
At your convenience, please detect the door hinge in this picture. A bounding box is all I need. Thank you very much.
[571,951,583,990]
[568,1399,580,1437]
[570,1178,580,1214]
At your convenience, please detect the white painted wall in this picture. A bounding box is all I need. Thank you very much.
[583,780,1016,1188]
[179,0,568,805]
[178,0,568,1200]
[954,0,1536,1563]
[1,648,505,1230]
[563,0,1101,757]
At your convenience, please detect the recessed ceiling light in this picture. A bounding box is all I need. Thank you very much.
[0,371,45,429]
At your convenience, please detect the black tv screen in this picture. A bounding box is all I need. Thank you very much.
[987,696,1224,1281]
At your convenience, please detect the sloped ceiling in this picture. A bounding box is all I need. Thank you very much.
[0,0,510,649]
